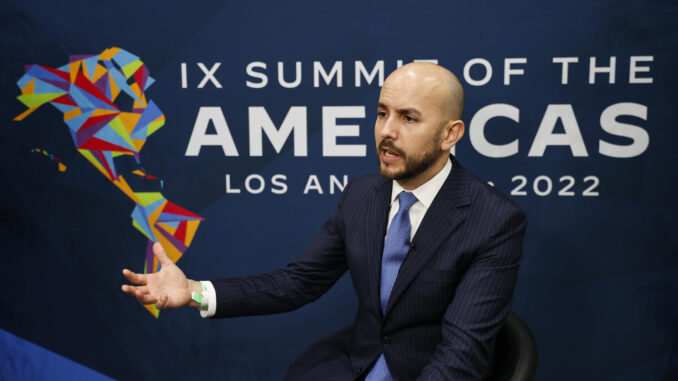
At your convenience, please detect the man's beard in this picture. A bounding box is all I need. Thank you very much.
[377,138,441,182]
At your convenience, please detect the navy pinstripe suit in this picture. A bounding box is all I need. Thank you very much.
[211,157,527,380]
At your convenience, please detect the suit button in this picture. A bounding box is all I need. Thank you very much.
[382,336,391,347]
[355,368,362,375]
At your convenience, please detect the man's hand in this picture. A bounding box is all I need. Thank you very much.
[121,242,202,309]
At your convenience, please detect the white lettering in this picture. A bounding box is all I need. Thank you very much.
[528,104,588,157]
[249,106,308,156]
[185,107,239,156]
[599,103,649,158]
[322,106,366,157]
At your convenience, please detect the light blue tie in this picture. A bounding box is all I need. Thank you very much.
[366,191,418,381]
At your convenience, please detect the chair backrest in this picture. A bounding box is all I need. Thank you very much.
[488,312,538,381]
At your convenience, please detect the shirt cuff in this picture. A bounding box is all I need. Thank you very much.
[199,280,217,318]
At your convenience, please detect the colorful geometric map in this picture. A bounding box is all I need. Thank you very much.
[14,47,203,317]
[31,148,67,172]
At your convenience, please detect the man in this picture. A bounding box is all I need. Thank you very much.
[122,62,527,380]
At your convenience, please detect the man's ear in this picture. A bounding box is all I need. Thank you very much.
[440,120,465,151]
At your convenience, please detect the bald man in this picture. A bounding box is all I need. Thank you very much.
[123,63,527,380]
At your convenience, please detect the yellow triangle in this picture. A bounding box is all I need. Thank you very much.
[22,78,35,95]
[147,115,165,136]
[78,149,109,178]
[122,60,143,78]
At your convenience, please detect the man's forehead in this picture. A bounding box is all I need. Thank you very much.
[378,74,446,112]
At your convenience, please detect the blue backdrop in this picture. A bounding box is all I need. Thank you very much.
[1,0,677,380]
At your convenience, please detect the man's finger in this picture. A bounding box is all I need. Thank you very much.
[155,294,168,310]
[121,284,136,296]
[122,269,147,285]
[121,284,148,296]
[135,291,157,305]
[152,242,172,266]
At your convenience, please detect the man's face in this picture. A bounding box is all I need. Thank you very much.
[375,70,449,187]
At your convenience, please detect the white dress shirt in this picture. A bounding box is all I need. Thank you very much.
[199,158,453,318]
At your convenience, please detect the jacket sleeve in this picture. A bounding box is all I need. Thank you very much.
[417,206,527,380]
[209,182,352,318]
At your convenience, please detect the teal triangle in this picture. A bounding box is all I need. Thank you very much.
[84,56,98,80]
[93,126,134,151]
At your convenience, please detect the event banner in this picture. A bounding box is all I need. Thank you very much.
[1,0,676,380]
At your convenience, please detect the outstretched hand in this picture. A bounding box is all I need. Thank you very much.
[121,242,201,309]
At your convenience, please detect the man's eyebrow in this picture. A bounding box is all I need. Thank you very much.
[377,103,422,116]
[396,107,422,116]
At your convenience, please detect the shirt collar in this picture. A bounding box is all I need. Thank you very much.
[390,158,452,209]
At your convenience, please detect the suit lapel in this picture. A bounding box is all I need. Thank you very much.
[384,160,472,318]
[365,177,392,316]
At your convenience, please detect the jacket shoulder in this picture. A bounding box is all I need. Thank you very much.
[454,165,526,224]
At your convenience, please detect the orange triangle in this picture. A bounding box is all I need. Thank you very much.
[132,139,146,151]
[184,220,201,247]
[14,106,38,121]
[92,109,119,117]
[92,64,108,83]
[22,78,35,95]
[112,175,141,204]
[99,47,120,61]
[157,222,177,236]
[109,73,120,101]
[118,112,141,134]
[64,108,82,120]
[69,61,81,83]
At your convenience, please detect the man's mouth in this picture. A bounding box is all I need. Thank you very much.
[382,148,399,157]
[379,140,404,162]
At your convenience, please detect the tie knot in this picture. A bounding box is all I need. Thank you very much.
[397,191,417,212]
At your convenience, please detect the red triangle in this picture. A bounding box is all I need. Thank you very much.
[133,65,146,91]
[74,70,118,109]
[80,113,118,130]
[51,94,77,107]
[80,137,133,153]
[174,221,187,242]
[162,201,202,219]
[41,65,70,81]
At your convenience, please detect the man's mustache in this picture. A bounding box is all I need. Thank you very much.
[378,140,405,157]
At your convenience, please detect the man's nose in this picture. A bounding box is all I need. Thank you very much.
[379,116,398,139]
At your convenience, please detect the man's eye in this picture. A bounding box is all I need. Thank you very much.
[377,111,387,118]
[404,115,417,122]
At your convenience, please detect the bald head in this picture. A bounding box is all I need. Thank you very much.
[383,62,465,120]
[375,63,466,189]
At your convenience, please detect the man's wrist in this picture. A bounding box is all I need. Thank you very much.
[187,279,203,308]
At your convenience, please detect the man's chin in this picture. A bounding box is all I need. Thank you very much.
[379,164,404,180]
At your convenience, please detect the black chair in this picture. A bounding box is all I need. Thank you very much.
[488,312,538,381]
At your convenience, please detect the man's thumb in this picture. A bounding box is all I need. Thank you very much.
[152,242,171,266]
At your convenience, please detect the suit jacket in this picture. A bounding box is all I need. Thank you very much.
[211,157,527,380]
